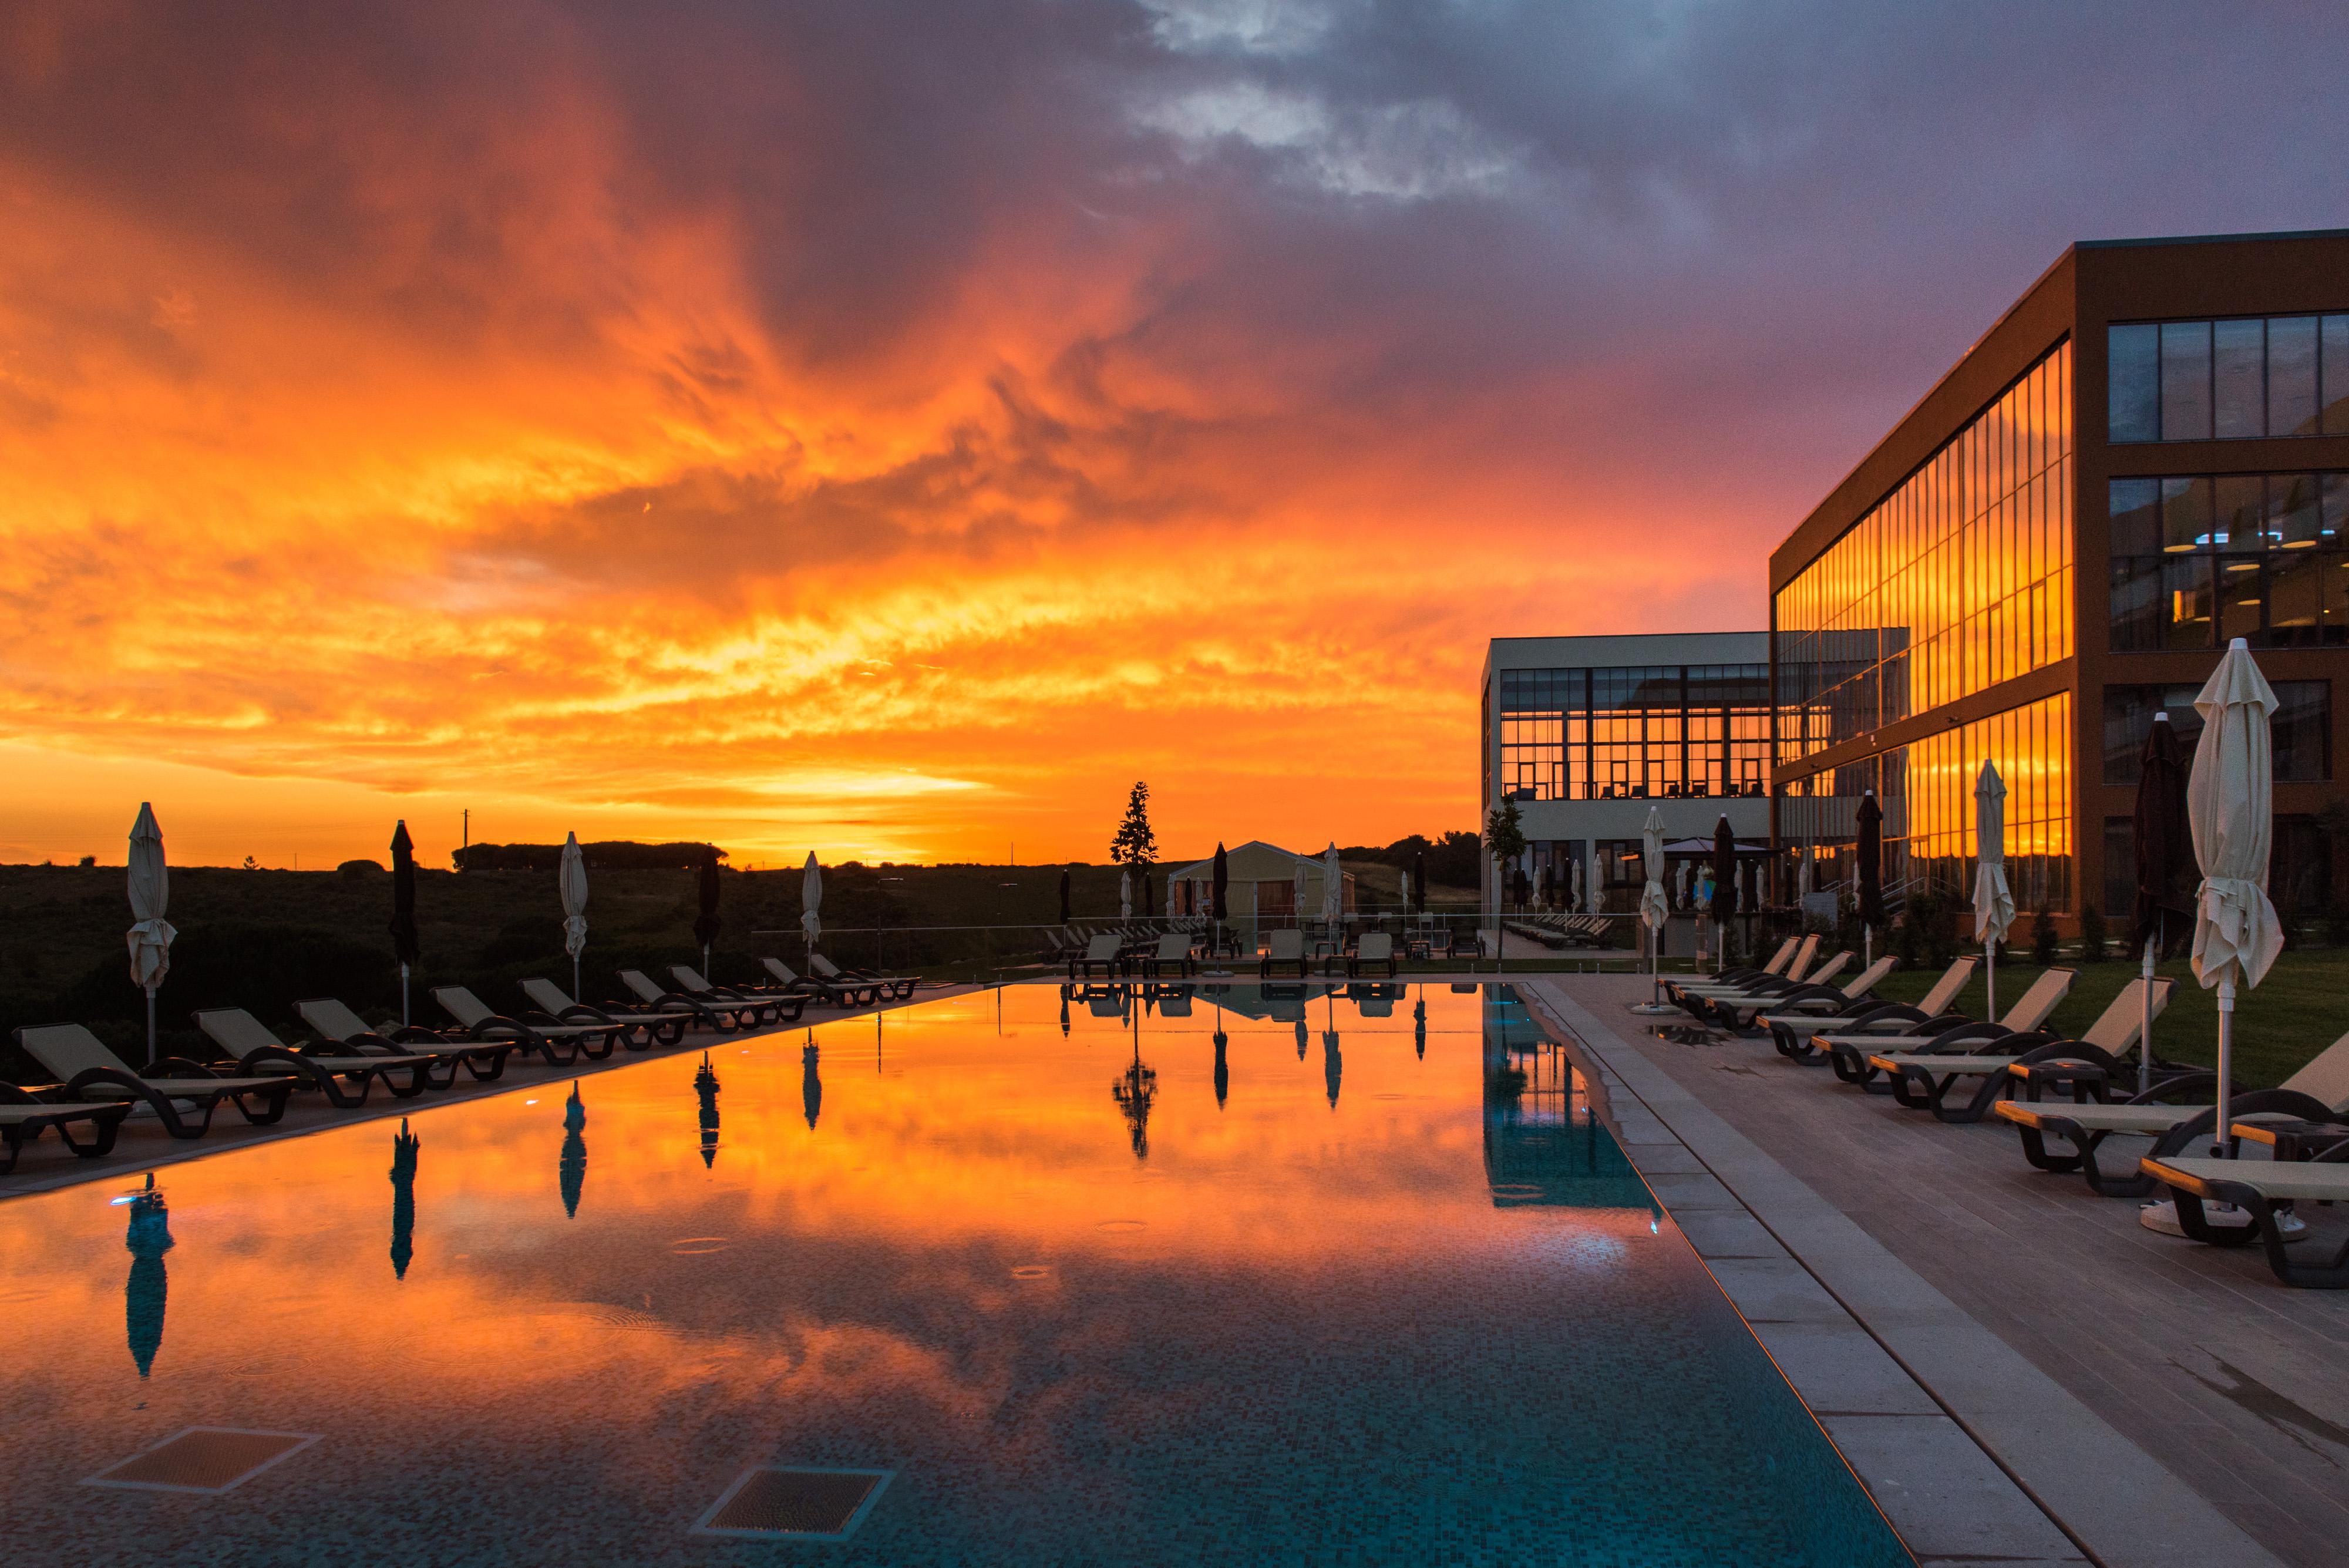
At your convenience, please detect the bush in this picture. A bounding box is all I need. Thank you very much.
[2078,903,2108,963]
[1900,889,1961,966]
[2030,904,2059,964]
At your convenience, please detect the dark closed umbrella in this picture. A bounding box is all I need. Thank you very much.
[692,846,721,974]
[389,1118,419,1280]
[124,1173,171,1377]
[2132,712,2193,1093]
[695,1052,721,1170]
[1059,867,1072,925]
[1708,817,1736,972]
[389,820,419,1025]
[1211,843,1229,921]
[1856,791,1885,931]
[1213,1034,1229,1108]
[802,1042,823,1129]
[559,1085,586,1218]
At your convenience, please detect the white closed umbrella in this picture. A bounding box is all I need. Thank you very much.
[558,832,589,1000]
[1640,807,1670,985]
[1119,867,1133,920]
[126,802,175,1066]
[1675,861,1690,910]
[1798,847,1814,901]
[1321,842,1342,924]
[800,852,823,961]
[1973,761,2015,1022]
[2190,639,2284,1160]
[1583,856,1598,914]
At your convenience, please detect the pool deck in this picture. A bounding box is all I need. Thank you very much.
[1523,973,2342,1568]
[0,986,974,1200]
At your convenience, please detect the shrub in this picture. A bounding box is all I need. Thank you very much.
[2077,903,2108,963]
[2030,904,2059,964]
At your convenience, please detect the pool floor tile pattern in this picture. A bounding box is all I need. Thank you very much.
[695,1466,891,1539]
[85,1428,319,1493]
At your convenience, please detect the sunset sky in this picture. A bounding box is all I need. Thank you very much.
[4,2,2344,870]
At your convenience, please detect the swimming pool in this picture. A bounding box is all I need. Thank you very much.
[0,983,1909,1564]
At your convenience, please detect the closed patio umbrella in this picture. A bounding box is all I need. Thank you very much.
[1709,815,1735,974]
[389,1119,419,1280]
[1120,866,1133,920]
[1973,762,2015,1022]
[2132,712,2193,1095]
[1211,842,1229,943]
[2189,640,2283,1160]
[693,845,722,978]
[126,802,174,1068]
[388,821,419,1026]
[1640,807,1669,985]
[559,832,589,1002]
[1293,855,1309,932]
[558,1085,587,1219]
[1322,842,1343,925]
[1856,791,1884,969]
[800,852,823,961]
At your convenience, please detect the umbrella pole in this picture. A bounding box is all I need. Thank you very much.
[1984,938,1996,1024]
[2139,937,2156,1098]
[573,954,583,1007]
[144,984,156,1069]
[2213,975,2235,1159]
[400,964,410,1028]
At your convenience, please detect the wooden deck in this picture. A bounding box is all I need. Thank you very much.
[1540,973,2349,1568]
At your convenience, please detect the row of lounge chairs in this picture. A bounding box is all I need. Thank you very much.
[1505,914,1613,948]
[1066,929,1405,981]
[1660,936,2349,1288]
[0,954,924,1173]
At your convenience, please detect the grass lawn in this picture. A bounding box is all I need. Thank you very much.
[1861,948,2348,1089]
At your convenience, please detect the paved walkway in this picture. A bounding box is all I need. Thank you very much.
[0,988,971,1200]
[1526,973,2344,1568]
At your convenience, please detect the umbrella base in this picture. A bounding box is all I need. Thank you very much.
[2141,1199,2307,1240]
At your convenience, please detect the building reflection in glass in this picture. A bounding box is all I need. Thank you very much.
[1480,992,1655,1216]
[123,1173,173,1378]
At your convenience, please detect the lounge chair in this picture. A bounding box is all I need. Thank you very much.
[1997,1026,2349,1196]
[1260,928,1308,979]
[810,953,917,1001]
[668,965,807,1023]
[1667,936,1810,1004]
[624,969,783,1029]
[1857,968,2091,1118]
[13,1023,298,1139]
[1819,966,2074,1087]
[1347,931,1398,978]
[297,997,521,1080]
[1142,933,1196,978]
[1070,934,1125,981]
[194,1007,451,1104]
[1712,955,1897,1032]
[1767,957,1976,1061]
[1694,951,1868,1027]
[2139,1149,2349,1288]
[435,985,622,1061]
[759,958,875,1008]
[517,980,691,1049]
[0,1083,131,1173]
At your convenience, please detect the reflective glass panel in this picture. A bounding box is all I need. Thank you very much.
[2213,318,2266,439]
[2269,315,2320,436]
[2160,321,2213,440]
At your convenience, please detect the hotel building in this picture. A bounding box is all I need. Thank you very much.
[1480,632,1772,913]
[1772,229,2349,928]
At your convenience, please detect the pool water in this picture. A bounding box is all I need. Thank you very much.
[0,984,1910,1565]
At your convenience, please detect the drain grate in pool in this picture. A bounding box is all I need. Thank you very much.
[694,1466,893,1540]
[85,1428,318,1493]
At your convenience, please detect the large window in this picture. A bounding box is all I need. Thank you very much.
[2108,473,2349,649]
[2107,813,2331,920]
[1497,664,1768,802]
[2101,681,2330,783]
[2108,316,2349,443]
[1775,342,2073,768]
[1780,692,2074,912]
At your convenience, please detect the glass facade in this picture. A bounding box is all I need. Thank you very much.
[1774,342,2074,770]
[2108,472,2349,649]
[2100,680,2330,784]
[2105,814,2331,923]
[2108,316,2349,443]
[1497,664,1769,802]
[1779,692,2074,914]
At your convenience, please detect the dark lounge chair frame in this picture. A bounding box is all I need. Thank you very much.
[0,1084,131,1173]
[193,1007,444,1107]
[2155,1136,2349,1288]
[2011,1083,2316,1197]
[298,998,521,1080]
[13,1025,298,1140]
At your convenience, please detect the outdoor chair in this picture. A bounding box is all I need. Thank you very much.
[436,985,624,1061]
[1768,957,1976,1061]
[811,953,917,1000]
[194,1006,450,1105]
[2139,1147,2349,1288]
[760,957,876,1008]
[1819,966,2074,1086]
[1842,967,2083,1110]
[1997,1025,2349,1196]
[1142,933,1196,978]
[1711,956,1897,1032]
[1347,931,1398,978]
[1685,950,1857,1024]
[1071,934,1125,981]
[669,964,808,1021]
[298,997,520,1079]
[0,1082,131,1173]
[1667,936,1806,1004]
[1260,928,1308,979]
[13,1022,298,1140]
[518,979,691,1048]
